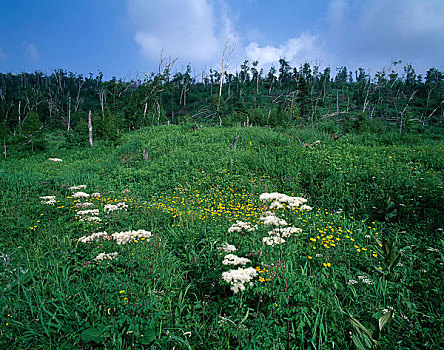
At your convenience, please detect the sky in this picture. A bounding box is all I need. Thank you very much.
[1,0,443,79]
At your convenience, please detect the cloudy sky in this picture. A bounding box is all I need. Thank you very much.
[1,0,443,78]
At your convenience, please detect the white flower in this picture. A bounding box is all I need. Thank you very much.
[70,185,86,190]
[40,195,56,205]
[357,275,373,285]
[104,202,128,212]
[221,267,258,293]
[262,236,286,246]
[111,229,152,245]
[49,158,62,162]
[219,243,236,253]
[228,221,258,233]
[78,231,110,243]
[222,254,251,266]
[81,216,102,222]
[94,252,118,261]
[299,204,312,211]
[76,209,99,216]
[259,192,308,209]
[347,279,358,285]
[268,227,302,238]
[72,191,90,198]
[79,229,152,245]
[92,193,101,197]
[259,212,287,227]
[75,202,93,209]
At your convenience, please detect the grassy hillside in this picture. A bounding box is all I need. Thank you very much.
[1,126,443,349]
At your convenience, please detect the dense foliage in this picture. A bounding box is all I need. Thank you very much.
[1,60,443,151]
[0,126,442,349]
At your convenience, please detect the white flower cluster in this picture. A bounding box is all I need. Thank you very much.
[260,211,287,227]
[259,192,310,210]
[78,229,152,245]
[219,242,236,253]
[227,220,258,233]
[268,226,302,238]
[357,275,373,285]
[104,202,128,212]
[91,192,101,197]
[94,252,118,262]
[262,236,286,246]
[347,279,358,285]
[70,185,86,190]
[72,191,90,199]
[111,229,152,245]
[222,254,251,266]
[76,209,101,222]
[75,201,93,209]
[78,231,109,244]
[40,195,56,205]
[48,158,63,162]
[262,227,302,246]
[221,267,258,293]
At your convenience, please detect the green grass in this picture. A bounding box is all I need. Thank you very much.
[0,125,443,349]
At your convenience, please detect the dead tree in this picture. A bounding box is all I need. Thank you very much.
[231,135,240,149]
[88,110,93,148]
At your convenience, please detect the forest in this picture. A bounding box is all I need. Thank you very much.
[1,59,443,152]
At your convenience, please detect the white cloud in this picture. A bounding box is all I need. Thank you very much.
[25,42,40,62]
[127,0,238,66]
[245,33,328,71]
[326,0,444,71]
[0,48,6,61]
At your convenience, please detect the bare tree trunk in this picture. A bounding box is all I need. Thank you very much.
[88,110,93,148]
[67,96,71,131]
[18,100,21,124]
[399,90,417,134]
[217,40,235,126]
[336,89,339,121]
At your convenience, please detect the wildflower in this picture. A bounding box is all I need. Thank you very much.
[268,226,302,238]
[221,267,258,293]
[75,201,93,209]
[40,195,56,205]
[347,279,358,285]
[72,191,90,199]
[222,254,251,266]
[70,185,86,190]
[111,229,152,245]
[94,252,118,262]
[92,192,101,197]
[357,275,373,285]
[262,236,286,246]
[219,243,236,253]
[259,192,308,209]
[259,212,287,227]
[76,209,101,222]
[227,221,258,233]
[48,158,62,162]
[78,231,110,244]
[104,202,128,212]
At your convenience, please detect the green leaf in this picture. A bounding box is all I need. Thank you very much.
[378,309,393,332]
[388,253,401,271]
[80,325,110,343]
[385,272,402,282]
[138,328,156,345]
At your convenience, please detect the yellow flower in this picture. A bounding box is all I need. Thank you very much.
[308,256,313,259]
[119,290,125,294]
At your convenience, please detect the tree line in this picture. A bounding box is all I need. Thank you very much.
[0,59,443,152]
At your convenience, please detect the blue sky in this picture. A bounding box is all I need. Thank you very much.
[1,0,443,79]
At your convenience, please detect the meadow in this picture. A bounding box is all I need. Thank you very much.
[0,125,443,349]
